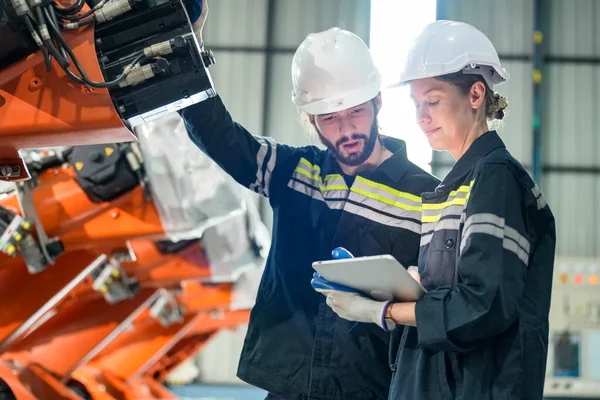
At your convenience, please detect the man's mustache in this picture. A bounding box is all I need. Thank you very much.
[336,134,368,147]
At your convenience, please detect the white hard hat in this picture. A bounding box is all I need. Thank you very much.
[291,27,381,115]
[398,20,509,88]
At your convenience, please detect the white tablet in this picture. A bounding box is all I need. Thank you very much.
[312,254,426,302]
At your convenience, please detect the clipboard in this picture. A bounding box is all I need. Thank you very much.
[312,254,426,301]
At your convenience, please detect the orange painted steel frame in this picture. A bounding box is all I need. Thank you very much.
[0,166,165,269]
[2,288,159,378]
[88,282,247,382]
[0,164,168,352]
[0,0,134,182]
[146,309,251,383]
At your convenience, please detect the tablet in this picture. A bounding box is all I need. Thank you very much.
[312,254,426,302]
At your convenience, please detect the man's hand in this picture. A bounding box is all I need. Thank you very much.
[192,0,209,45]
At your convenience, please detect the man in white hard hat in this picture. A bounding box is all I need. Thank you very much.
[181,3,439,399]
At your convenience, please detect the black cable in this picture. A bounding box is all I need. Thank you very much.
[52,0,85,17]
[23,12,51,72]
[58,16,95,27]
[29,10,70,69]
[44,7,146,88]
[59,5,96,21]
[47,5,68,62]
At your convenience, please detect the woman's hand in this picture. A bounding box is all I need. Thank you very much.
[315,289,396,331]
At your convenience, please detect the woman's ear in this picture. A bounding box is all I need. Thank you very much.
[470,81,486,110]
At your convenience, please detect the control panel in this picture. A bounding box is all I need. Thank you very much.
[544,257,600,398]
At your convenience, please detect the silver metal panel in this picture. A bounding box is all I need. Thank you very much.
[437,0,534,55]
[209,52,267,138]
[549,0,600,57]
[546,64,600,167]
[496,61,533,166]
[544,173,598,257]
[272,0,371,48]
[203,0,268,47]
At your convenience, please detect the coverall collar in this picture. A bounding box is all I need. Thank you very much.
[323,136,411,183]
[378,136,411,182]
[438,130,506,190]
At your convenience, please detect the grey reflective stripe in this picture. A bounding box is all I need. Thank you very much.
[422,204,464,219]
[287,180,345,209]
[292,170,317,187]
[422,218,461,235]
[450,188,470,201]
[503,238,529,265]
[248,138,268,195]
[461,213,530,265]
[353,179,422,208]
[348,191,421,221]
[464,213,504,228]
[459,210,467,225]
[420,234,433,247]
[323,189,349,199]
[421,218,461,247]
[295,160,313,175]
[531,185,548,210]
[420,236,432,247]
[249,137,276,197]
[505,225,531,254]
[291,171,349,199]
[344,203,421,233]
[262,137,277,197]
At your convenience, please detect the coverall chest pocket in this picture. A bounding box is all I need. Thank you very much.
[421,228,459,290]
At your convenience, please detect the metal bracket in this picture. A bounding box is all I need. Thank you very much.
[91,257,140,304]
[15,180,63,272]
[149,291,185,327]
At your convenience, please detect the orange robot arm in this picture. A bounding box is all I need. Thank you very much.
[0,0,215,182]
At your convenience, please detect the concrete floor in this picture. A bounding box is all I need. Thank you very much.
[168,384,267,400]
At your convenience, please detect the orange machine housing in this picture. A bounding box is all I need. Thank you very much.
[0,1,135,181]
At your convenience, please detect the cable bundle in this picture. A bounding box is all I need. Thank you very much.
[13,0,144,88]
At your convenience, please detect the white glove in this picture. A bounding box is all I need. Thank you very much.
[316,289,396,332]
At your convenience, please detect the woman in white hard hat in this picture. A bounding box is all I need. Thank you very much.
[181,1,440,399]
[319,20,556,399]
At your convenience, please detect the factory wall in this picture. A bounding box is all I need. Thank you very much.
[438,0,600,258]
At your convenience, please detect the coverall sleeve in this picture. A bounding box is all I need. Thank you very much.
[179,95,297,203]
[415,163,530,352]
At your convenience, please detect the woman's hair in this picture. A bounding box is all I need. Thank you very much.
[435,71,509,121]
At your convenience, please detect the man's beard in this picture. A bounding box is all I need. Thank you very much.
[317,120,380,167]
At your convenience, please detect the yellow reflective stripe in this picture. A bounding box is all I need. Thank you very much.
[422,180,475,214]
[294,166,314,180]
[322,184,348,191]
[351,186,422,212]
[324,174,344,181]
[293,169,348,192]
[294,158,349,191]
[422,205,465,223]
[299,157,317,170]
[355,176,421,203]
[448,180,475,197]
[422,196,468,211]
